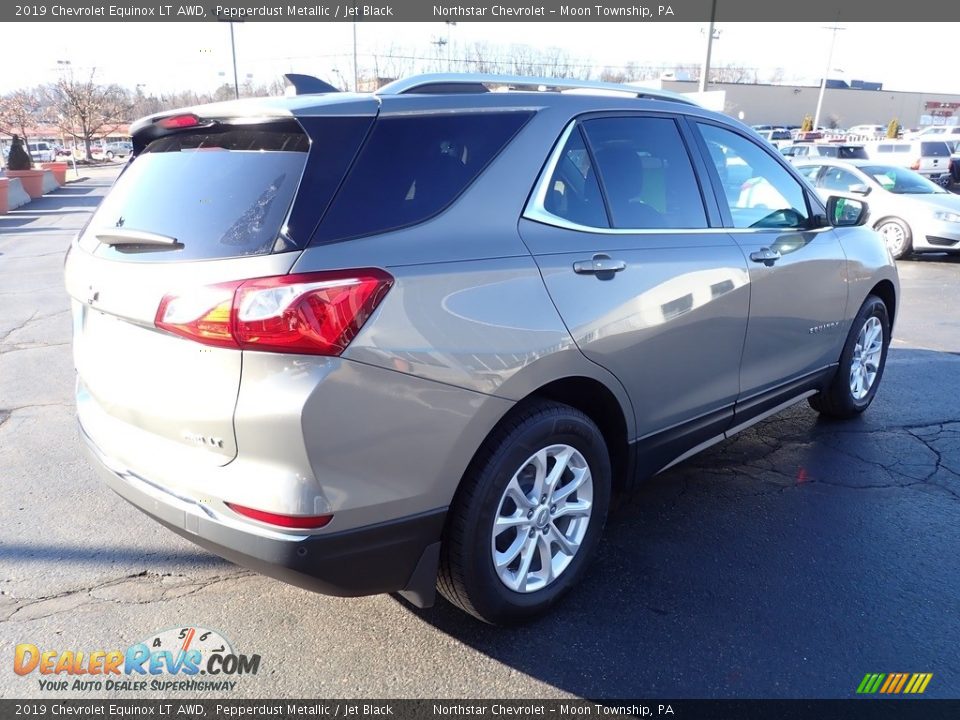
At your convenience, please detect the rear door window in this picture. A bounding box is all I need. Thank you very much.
[312,111,533,244]
[580,116,708,229]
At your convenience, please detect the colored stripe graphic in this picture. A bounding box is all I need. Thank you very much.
[857,673,932,694]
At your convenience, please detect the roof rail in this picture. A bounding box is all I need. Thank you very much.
[376,73,698,106]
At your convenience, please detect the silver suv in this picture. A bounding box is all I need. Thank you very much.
[66,74,899,625]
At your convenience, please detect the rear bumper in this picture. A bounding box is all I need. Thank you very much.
[81,423,446,603]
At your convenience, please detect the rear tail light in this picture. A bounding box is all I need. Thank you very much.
[225,502,333,530]
[910,159,921,170]
[155,269,393,355]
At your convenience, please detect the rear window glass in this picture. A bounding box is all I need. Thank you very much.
[312,112,533,243]
[837,146,868,159]
[80,121,309,262]
[921,142,950,157]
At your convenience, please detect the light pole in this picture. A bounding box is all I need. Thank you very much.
[445,22,457,72]
[813,24,845,131]
[228,22,240,99]
[698,0,718,93]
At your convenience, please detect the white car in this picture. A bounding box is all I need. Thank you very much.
[27,141,56,163]
[795,158,960,258]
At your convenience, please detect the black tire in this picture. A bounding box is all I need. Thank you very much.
[437,400,611,625]
[809,295,891,419]
[874,217,912,260]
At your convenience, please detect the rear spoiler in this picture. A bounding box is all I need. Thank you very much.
[284,74,340,95]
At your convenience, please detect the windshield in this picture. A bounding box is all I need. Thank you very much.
[861,165,947,194]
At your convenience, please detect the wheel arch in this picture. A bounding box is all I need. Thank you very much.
[460,375,634,500]
[868,279,897,330]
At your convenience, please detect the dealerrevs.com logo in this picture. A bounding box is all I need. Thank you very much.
[13,626,260,692]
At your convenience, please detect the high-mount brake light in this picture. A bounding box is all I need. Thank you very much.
[156,114,202,129]
[154,269,393,356]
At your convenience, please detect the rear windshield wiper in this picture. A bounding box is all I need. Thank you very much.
[95,229,182,251]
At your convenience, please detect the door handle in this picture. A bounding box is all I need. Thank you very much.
[573,254,627,276]
[749,248,781,266]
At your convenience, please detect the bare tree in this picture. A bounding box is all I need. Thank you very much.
[0,89,43,150]
[43,68,132,160]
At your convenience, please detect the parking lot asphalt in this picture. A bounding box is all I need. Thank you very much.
[1,167,958,700]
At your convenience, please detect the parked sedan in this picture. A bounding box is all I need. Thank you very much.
[795,158,960,258]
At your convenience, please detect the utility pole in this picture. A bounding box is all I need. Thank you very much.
[229,22,239,99]
[352,17,359,91]
[698,0,717,93]
[813,23,845,131]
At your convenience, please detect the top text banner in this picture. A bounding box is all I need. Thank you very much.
[5,0,957,22]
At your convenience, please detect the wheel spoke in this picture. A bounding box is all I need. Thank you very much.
[494,533,526,571]
[514,537,537,592]
[552,465,589,505]
[528,449,550,501]
[548,524,577,556]
[504,476,535,511]
[553,498,591,521]
[536,533,555,585]
[494,511,529,536]
[534,446,572,500]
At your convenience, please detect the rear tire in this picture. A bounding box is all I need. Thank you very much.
[809,295,890,419]
[874,218,912,259]
[438,401,611,625]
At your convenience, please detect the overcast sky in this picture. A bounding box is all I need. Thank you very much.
[2,22,957,97]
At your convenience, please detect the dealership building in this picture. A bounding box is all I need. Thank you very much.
[656,79,960,130]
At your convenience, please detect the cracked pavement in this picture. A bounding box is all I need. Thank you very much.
[1,167,959,699]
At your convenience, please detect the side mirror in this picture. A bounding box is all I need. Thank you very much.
[826,196,868,227]
[849,183,871,196]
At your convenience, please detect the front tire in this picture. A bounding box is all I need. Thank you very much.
[438,401,611,625]
[809,295,890,419]
[875,218,912,259]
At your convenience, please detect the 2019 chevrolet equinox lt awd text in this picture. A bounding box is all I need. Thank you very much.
[65,74,898,625]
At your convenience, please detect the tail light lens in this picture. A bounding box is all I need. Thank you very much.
[155,269,393,355]
[910,159,921,170]
[225,502,333,530]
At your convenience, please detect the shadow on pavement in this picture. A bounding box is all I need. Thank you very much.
[398,348,960,698]
[0,543,231,568]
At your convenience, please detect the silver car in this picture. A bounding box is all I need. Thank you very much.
[795,158,960,258]
[65,74,899,625]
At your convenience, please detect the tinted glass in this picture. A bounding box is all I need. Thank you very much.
[860,165,947,195]
[542,126,608,228]
[796,165,822,183]
[314,112,533,243]
[81,121,309,262]
[920,142,950,157]
[698,123,809,229]
[819,166,861,192]
[582,117,707,229]
[837,146,868,159]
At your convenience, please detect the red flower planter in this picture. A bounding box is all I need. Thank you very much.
[5,169,45,199]
[41,162,68,186]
